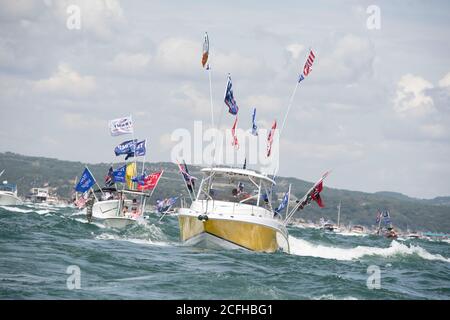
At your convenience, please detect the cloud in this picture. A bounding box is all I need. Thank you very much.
[33,63,96,96]
[109,52,151,74]
[51,0,124,39]
[170,83,210,117]
[438,71,450,92]
[316,34,375,83]
[243,94,283,113]
[286,43,305,60]
[153,37,269,78]
[393,74,434,117]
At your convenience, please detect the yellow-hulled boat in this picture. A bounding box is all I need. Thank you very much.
[178,167,290,253]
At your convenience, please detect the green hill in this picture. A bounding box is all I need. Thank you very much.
[0,152,449,233]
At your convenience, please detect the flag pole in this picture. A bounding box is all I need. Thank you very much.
[141,139,147,175]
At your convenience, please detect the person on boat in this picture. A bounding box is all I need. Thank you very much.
[85,192,95,223]
[130,198,140,218]
[122,205,129,216]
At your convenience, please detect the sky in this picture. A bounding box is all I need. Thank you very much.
[1,0,450,199]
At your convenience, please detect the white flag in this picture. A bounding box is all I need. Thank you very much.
[109,116,133,136]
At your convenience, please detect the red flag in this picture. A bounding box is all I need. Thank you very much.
[231,116,239,149]
[137,171,163,191]
[311,180,325,208]
[266,120,277,157]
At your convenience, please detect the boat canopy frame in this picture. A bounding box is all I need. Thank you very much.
[195,167,276,212]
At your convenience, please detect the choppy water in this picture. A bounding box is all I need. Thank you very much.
[0,204,449,300]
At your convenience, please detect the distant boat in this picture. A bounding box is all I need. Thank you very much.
[320,201,342,232]
[375,209,398,239]
[350,225,365,234]
[26,187,62,205]
[0,170,22,206]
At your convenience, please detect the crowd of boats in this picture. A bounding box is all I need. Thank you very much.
[1,33,448,253]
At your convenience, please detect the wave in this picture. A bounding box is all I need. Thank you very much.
[0,206,33,213]
[289,236,450,263]
[95,232,171,247]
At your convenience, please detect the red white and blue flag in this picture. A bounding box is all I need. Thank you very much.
[298,50,315,83]
[231,116,239,149]
[266,120,277,157]
[224,74,239,115]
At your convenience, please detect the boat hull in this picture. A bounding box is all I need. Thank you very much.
[178,212,289,253]
[103,217,137,229]
[0,193,23,206]
[92,200,120,219]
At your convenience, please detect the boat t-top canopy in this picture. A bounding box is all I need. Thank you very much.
[201,167,276,185]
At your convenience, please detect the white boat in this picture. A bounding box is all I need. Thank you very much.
[178,167,290,253]
[0,181,22,206]
[102,189,150,229]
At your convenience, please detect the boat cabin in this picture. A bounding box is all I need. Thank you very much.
[115,189,149,218]
[196,167,275,208]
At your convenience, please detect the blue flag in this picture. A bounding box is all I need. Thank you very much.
[75,168,96,193]
[224,75,239,115]
[112,165,126,183]
[251,108,258,136]
[275,191,289,215]
[115,139,137,157]
[123,140,147,160]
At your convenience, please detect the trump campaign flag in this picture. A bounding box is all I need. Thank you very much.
[114,139,137,158]
[109,115,134,136]
[75,168,96,193]
[112,165,126,183]
[137,171,163,191]
[224,74,239,115]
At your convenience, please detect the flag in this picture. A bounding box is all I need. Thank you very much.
[156,196,178,213]
[114,139,137,157]
[275,191,289,216]
[251,108,258,136]
[311,180,325,208]
[121,139,147,160]
[376,210,382,224]
[137,171,163,191]
[224,74,239,115]
[74,193,87,209]
[383,210,391,225]
[113,165,126,183]
[266,120,277,157]
[298,50,315,82]
[132,171,147,185]
[231,116,239,149]
[75,168,96,193]
[109,115,133,136]
[177,161,197,193]
[202,32,209,68]
[125,162,137,190]
[104,166,115,187]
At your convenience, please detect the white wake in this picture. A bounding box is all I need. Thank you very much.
[289,236,450,263]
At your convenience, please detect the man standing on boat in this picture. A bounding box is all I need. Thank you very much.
[85,192,95,223]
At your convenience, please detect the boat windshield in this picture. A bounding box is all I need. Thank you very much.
[197,172,272,208]
[0,184,16,192]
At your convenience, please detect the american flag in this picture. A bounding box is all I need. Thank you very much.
[231,116,239,149]
[224,74,239,115]
[177,161,197,193]
[299,49,315,82]
[266,120,277,157]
